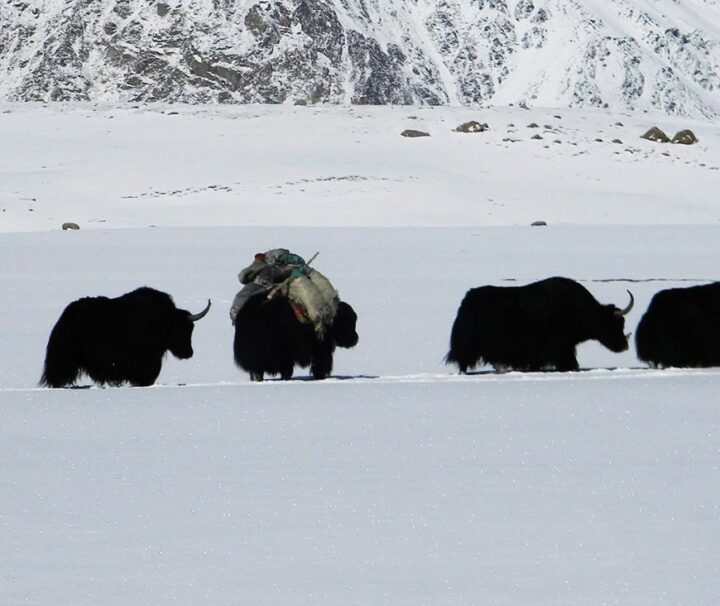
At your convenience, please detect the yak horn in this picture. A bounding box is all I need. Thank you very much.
[615,290,634,316]
[189,299,212,322]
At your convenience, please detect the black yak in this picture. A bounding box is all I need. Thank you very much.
[635,282,720,368]
[446,277,634,373]
[233,293,358,381]
[41,287,211,387]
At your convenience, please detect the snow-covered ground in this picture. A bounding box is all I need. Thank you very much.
[1,104,720,605]
[2,103,719,231]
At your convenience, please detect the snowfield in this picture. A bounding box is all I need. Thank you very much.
[1,103,719,231]
[4,373,720,605]
[1,104,720,605]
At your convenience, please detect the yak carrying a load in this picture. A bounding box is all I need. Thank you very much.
[230,249,359,380]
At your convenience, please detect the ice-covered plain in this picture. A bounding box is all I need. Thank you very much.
[1,104,720,605]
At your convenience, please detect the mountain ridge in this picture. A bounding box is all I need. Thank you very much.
[1,0,718,117]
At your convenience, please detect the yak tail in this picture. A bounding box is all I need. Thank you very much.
[40,305,81,388]
[445,295,486,372]
[445,316,470,370]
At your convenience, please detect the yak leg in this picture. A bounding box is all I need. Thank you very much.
[250,371,264,382]
[311,344,333,380]
[279,363,294,381]
[129,359,162,387]
[554,350,580,372]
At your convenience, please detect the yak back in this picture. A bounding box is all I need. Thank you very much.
[463,277,607,331]
[85,287,185,352]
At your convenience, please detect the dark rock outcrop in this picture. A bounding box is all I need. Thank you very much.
[641,127,671,142]
[0,0,717,116]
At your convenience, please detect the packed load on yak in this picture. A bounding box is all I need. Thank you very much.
[229,249,339,336]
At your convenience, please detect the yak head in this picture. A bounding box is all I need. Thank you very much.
[331,301,359,348]
[167,299,212,359]
[595,291,634,352]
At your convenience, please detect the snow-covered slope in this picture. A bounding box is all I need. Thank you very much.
[1,0,718,117]
[2,102,719,233]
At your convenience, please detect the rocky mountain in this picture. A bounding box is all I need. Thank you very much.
[1,0,718,117]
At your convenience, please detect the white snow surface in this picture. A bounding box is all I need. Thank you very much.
[2,103,720,605]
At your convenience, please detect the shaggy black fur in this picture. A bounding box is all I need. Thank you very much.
[41,287,202,387]
[446,277,630,372]
[233,293,358,381]
[636,282,720,368]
